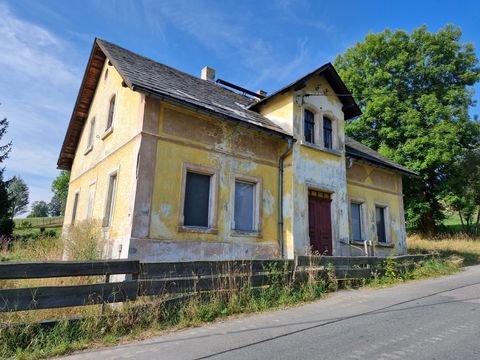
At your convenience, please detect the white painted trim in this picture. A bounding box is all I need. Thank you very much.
[178,162,219,232]
[348,196,368,242]
[374,202,391,245]
[231,174,263,236]
[102,166,120,228]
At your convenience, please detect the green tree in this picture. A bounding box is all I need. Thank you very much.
[7,176,29,218]
[28,201,49,218]
[48,196,62,217]
[0,105,13,235]
[335,25,480,234]
[51,170,70,215]
[444,147,480,235]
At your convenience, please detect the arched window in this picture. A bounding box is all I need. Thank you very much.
[323,117,333,149]
[304,109,315,144]
[106,95,115,130]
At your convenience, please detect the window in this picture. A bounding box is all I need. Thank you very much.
[304,109,315,144]
[86,182,96,220]
[87,117,95,150]
[323,117,333,149]
[103,173,118,227]
[376,206,387,243]
[106,95,115,131]
[350,202,363,241]
[71,192,79,225]
[184,172,211,227]
[234,181,256,231]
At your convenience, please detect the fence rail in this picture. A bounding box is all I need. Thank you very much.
[0,254,433,312]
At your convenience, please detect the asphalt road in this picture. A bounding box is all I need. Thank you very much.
[62,265,480,360]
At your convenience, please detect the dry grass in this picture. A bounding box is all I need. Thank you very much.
[408,233,480,265]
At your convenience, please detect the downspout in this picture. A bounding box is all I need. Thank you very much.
[278,138,294,259]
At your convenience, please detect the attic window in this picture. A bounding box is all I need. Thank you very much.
[323,117,333,149]
[104,68,109,81]
[106,95,115,131]
[304,110,315,144]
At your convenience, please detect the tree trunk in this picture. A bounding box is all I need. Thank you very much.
[421,211,436,237]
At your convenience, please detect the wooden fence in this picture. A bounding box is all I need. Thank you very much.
[0,254,432,312]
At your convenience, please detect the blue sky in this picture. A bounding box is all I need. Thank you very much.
[1,0,480,208]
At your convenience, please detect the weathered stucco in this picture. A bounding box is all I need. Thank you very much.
[63,58,408,262]
[126,101,286,261]
[64,61,142,259]
[346,163,406,256]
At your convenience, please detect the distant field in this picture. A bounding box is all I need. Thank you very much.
[14,216,63,229]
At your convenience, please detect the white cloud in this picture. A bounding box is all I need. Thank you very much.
[0,3,80,205]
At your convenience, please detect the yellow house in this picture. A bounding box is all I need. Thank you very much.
[58,39,415,261]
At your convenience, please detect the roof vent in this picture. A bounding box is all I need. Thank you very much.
[257,90,267,97]
[201,66,216,82]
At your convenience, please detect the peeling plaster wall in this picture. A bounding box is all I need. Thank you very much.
[63,61,143,259]
[260,76,349,257]
[128,101,286,261]
[346,163,407,256]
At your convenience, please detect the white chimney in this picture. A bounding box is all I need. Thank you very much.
[201,66,216,82]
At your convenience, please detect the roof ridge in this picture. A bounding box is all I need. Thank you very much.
[96,38,252,103]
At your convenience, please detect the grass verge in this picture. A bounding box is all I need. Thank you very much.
[408,234,480,266]
[0,257,459,360]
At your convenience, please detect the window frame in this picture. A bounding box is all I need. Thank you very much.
[85,117,95,154]
[303,109,315,144]
[86,181,97,220]
[375,204,390,244]
[102,93,117,139]
[323,116,333,150]
[71,190,80,225]
[301,107,339,152]
[178,163,219,234]
[231,175,262,236]
[103,170,118,228]
[349,199,366,243]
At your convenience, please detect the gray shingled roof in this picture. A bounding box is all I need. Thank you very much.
[345,137,417,176]
[96,39,290,137]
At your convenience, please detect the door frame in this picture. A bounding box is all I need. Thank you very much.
[304,183,336,256]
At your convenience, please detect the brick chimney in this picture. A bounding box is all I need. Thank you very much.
[201,66,216,82]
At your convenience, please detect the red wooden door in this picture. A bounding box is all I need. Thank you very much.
[308,190,332,255]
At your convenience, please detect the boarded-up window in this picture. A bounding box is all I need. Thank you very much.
[304,110,315,144]
[323,117,333,149]
[103,173,118,227]
[376,206,387,243]
[86,183,96,220]
[184,172,211,227]
[106,95,115,130]
[71,192,79,225]
[87,117,95,149]
[234,181,255,231]
[351,202,362,241]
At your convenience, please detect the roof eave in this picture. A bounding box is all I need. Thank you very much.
[57,38,106,170]
[131,84,293,140]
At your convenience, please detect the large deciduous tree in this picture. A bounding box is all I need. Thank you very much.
[28,201,49,218]
[51,170,70,215]
[334,25,480,234]
[7,176,29,218]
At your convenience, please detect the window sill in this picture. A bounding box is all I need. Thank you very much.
[300,142,342,157]
[375,242,394,248]
[101,126,114,140]
[177,225,218,234]
[84,145,93,155]
[350,240,368,246]
[231,230,261,238]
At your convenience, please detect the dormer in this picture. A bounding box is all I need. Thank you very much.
[249,63,361,148]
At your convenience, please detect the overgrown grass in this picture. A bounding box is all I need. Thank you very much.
[408,234,480,266]
[0,257,460,359]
